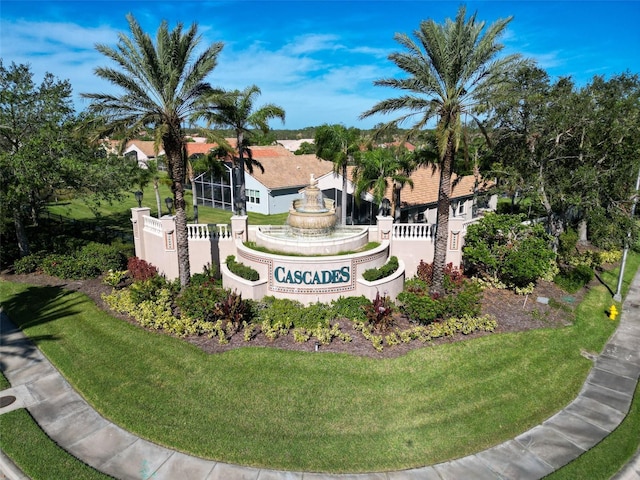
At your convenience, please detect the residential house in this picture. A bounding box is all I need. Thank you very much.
[123,140,164,168]
[193,144,336,215]
[386,165,496,224]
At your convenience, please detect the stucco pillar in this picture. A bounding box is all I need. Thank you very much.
[376,215,394,242]
[231,215,248,243]
[131,207,151,259]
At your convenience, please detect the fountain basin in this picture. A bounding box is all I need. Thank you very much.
[255,225,369,255]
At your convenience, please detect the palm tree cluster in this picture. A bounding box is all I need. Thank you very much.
[86,6,628,300]
[83,14,285,288]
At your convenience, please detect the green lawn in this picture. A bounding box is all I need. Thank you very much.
[46,180,289,227]
[1,255,638,473]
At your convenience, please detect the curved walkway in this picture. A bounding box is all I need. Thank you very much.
[1,272,640,480]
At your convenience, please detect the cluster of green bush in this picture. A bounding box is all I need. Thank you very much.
[103,276,373,345]
[463,213,556,288]
[104,269,498,352]
[554,228,623,293]
[395,261,481,325]
[355,314,497,352]
[100,259,496,352]
[362,256,399,281]
[225,255,259,281]
[13,242,127,279]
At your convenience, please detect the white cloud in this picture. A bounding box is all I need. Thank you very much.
[283,33,344,55]
[0,17,398,128]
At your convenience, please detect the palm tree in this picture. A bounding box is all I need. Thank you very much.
[82,14,223,288]
[199,85,285,216]
[388,144,418,221]
[314,124,361,225]
[360,6,522,294]
[353,147,413,218]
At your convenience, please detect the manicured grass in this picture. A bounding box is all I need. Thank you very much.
[47,180,289,227]
[0,407,112,480]
[0,255,638,473]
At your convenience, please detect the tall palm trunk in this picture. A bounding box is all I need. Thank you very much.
[431,134,455,295]
[154,177,162,219]
[341,160,349,224]
[393,181,402,221]
[235,131,248,216]
[163,132,191,286]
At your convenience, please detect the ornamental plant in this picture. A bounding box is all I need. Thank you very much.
[361,292,395,332]
[127,257,159,281]
[213,291,252,333]
[226,255,259,281]
[463,213,556,288]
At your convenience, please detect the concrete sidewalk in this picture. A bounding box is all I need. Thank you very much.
[1,271,639,480]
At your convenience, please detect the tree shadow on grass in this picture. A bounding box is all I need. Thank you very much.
[0,284,87,334]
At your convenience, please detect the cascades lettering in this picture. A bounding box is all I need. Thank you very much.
[274,266,350,285]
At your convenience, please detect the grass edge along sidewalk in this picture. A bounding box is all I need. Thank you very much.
[3,261,637,471]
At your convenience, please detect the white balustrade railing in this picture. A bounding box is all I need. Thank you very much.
[143,216,163,237]
[187,223,231,241]
[392,223,435,241]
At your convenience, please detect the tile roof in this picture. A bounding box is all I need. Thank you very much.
[392,165,493,207]
[344,163,492,207]
[125,140,162,158]
[185,143,219,156]
[245,146,335,190]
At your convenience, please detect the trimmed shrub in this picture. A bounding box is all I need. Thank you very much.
[190,264,218,287]
[76,242,127,273]
[439,281,483,319]
[226,255,259,281]
[176,279,229,322]
[40,253,84,278]
[128,276,169,305]
[362,256,399,281]
[463,213,556,288]
[331,296,369,323]
[397,290,443,324]
[15,242,126,279]
[13,251,47,274]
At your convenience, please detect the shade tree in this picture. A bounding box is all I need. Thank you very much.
[0,61,131,261]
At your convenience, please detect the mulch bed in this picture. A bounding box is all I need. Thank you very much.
[0,271,587,359]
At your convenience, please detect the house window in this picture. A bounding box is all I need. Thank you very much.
[247,189,260,204]
[453,201,466,217]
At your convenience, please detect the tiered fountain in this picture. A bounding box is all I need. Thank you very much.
[254,174,369,255]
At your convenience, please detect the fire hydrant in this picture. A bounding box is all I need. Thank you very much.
[609,305,619,321]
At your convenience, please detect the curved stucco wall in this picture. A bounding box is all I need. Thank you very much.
[222,241,399,305]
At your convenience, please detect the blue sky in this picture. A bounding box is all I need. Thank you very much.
[2,1,639,129]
